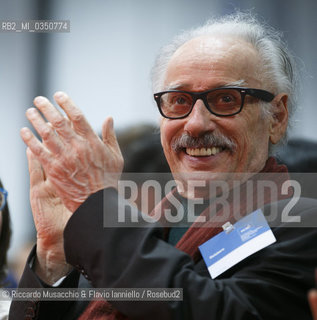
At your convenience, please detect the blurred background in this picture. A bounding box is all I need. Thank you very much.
[0,0,316,280]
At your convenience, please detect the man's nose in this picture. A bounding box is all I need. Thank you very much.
[183,99,217,137]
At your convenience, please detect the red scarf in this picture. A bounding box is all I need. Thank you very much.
[79,157,290,319]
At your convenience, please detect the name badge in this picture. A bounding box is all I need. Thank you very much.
[199,209,276,279]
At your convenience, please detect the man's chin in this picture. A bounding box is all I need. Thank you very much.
[172,171,255,200]
[172,171,231,200]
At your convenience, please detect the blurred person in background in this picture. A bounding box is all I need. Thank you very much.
[118,124,172,213]
[277,138,317,199]
[0,181,11,320]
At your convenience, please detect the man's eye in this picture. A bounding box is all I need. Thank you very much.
[175,97,187,104]
[169,94,191,105]
[220,95,234,103]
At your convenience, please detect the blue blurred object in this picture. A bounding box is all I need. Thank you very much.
[3,270,17,289]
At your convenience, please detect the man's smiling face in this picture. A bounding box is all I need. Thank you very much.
[160,36,276,198]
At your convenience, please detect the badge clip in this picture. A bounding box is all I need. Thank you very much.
[222,221,234,234]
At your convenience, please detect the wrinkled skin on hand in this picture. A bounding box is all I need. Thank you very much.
[21,92,124,213]
[21,92,124,283]
[27,148,72,283]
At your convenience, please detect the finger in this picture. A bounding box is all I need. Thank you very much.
[27,148,45,186]
[26,107,63,155]
[33,96,76,141]
[53,91,94,137]
[309,290,317,319]
[20,127,50,166]
[102,117,121,153]
[43,122,58,152]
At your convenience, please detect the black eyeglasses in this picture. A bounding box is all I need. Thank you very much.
[0,188,8,211]
[154,87,275,119]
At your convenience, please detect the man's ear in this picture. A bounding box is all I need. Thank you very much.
[269,93,289,145]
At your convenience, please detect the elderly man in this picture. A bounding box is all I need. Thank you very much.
[10,13,317,319]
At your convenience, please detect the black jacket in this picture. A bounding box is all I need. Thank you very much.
[10,188,317,319]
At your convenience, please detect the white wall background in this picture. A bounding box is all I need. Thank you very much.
[0,0,38,260]
[0,0,316,265]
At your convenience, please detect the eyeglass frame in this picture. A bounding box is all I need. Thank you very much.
[153,87,275,119]
[0,187,8,211]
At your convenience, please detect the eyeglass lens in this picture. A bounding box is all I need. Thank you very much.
[160,89,242,118]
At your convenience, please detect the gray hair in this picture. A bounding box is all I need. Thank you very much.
[151,12,299,152]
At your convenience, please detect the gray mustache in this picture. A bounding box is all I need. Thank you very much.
[171,132,236,152]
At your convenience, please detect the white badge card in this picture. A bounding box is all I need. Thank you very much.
[199,209,276,279]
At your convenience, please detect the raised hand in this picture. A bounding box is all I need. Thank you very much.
[20,92,124,213]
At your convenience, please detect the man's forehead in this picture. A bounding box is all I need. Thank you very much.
[171,35,256,61]
[164,35,262,90]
